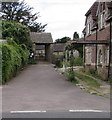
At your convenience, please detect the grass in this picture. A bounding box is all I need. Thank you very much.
[81,68,110,82]
[74,71,110,97]
[75,72,100,88]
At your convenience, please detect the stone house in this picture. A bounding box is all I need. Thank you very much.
[82,1,112,79]
[72,1,112,79]
[53,43,65,56]
[53,43,79,58]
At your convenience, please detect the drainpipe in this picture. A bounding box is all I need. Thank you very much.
[83,33,86,69]
[95,27,98,71]
[108,20,112,78]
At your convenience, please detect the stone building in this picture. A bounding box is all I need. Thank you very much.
[82,1,112,79]
[72,1,112,79]
[53,43,65,56]
[30,32,53,62]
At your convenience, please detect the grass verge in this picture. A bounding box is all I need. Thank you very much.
[75,71,110,97]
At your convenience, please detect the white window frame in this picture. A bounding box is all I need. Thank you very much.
[87,23,91,35]
[100,12,105,29]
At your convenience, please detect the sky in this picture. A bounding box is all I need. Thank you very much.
[24,0,95,41]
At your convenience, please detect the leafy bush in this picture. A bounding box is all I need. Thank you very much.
[52,55,64,68]
[2,21,32,50]
[66,69,78,84]
[2,40,29,84]
[73,57,83,66]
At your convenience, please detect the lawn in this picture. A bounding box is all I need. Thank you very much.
[75,72,100,88]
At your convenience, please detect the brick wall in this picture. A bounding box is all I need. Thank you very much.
[84,25,110,79]
[85,25,110,41]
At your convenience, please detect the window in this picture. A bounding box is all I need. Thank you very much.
[85,47,92,64]
[98,50,103,65]
[99,12,105,29]
[87,23,91,35]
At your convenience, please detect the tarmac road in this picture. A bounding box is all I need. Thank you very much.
[2,62,110,118]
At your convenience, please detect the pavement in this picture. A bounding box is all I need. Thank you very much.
[2,62,110,118]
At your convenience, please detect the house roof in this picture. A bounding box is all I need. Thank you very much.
[106,2,112,21]
[84,1,112,30]
[85,2,98,20]
[30,32,53,44]
[53,43,65,52]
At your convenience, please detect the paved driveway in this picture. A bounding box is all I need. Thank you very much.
[2,62,110,113]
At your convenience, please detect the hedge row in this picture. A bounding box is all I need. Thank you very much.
[2,39,29,84]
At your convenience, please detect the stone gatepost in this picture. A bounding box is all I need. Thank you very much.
[45,44,53,62]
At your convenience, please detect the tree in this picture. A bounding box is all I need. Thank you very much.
[29,22,47,32]
[73,32,79,40]
[2,0,46,32]
[55,37,71,43]
[2,21,32,49]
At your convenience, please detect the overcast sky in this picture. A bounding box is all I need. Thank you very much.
[24,0,95,41]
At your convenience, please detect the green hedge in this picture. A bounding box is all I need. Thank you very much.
[2,40,29,84]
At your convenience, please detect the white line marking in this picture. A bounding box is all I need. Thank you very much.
[10,110,46,113]
[69,110,105,112]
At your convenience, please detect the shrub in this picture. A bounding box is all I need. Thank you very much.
[2,40,29,84]
[66,69,78,84]
[73,57,83,66]
[52,55,64,68]
[2,21,32,50]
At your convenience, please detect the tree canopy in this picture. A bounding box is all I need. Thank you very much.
[55,37,71,43]
[2,0,46,32]
[73,32,79,40]
[2,21,32,49]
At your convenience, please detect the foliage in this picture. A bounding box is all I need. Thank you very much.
[2,39,29,84]
[55,37,71,43]
[87,68,109,81]
[52,55,64,68]
[75,72,100,88]
[87,69,97,76]
[73,57,83,66]
[64,57,83,67]
[2,1,47,32]
[74,44,83,58]
[2,1,37,25]
[66,69,78,83]
[2,21,32,50]
[65,44,73,51]
[73,32,79,40]
[29,22,47,32]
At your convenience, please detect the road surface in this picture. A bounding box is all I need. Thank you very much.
[2,62,110,118]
